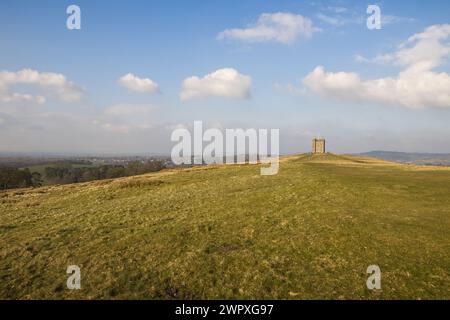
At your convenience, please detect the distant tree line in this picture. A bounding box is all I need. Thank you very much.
[44,160,165,184]
[0,157,92,168]
[0,160,165,190]
[0,167,42,190]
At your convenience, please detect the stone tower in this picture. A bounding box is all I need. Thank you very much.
[312,138,326,154]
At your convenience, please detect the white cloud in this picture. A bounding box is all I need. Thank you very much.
[303,24,450,109]
[378,24,450,71]
[100,123,130,134]
[118,73,160,93]
[274,82,306,96]
[304,65,450,109]
[354,54,370,63]
[0,92,46,105]
[217,12,315,44]
[357,24,450,69]
[180,68,251,101]
[0,69,85,104]
[104,104,154,116]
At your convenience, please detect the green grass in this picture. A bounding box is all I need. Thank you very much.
[1,154,449,299]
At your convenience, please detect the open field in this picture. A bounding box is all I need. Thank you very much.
[22,163,95,175]
[1,154,449,299]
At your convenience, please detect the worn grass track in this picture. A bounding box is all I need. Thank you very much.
[1,154,449,299]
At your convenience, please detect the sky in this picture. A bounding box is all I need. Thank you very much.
[1,0,450,155]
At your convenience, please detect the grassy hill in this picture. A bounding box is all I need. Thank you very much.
[1,154,449,299]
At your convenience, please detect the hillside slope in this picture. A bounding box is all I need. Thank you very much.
[1,154,449,299]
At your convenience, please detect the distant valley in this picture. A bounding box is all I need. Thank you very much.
[359,151,450,166]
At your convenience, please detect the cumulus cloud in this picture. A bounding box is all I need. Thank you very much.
[104,104,154,116]
[375,24,450,71]
[0,69,85,104]
[217,12,315,44]
[118,73,160,93]
[303,24,450,109]
[180,68,251,101]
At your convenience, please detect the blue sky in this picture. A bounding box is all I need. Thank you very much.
[1,0,450,154]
